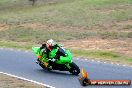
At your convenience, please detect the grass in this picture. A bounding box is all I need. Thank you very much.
[0,26,131,43]
[0,26,92,42]
[0,40,34,50]
[72,49,132,64]
[0,0,132,26]
[0,74,45,88]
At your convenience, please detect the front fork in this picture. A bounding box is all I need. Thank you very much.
[65,60,72,70]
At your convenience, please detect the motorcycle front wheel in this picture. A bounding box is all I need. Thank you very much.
[69,62,80,75]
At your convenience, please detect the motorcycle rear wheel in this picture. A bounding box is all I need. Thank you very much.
[39,63,46,69]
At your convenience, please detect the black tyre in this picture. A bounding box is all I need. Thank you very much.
[39,63,46,69]
[39,62,52,71]
[69,62,80,75]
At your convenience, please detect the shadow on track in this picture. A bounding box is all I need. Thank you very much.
[35,69,79,77]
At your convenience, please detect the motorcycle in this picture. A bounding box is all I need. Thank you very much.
[32,46,80,75]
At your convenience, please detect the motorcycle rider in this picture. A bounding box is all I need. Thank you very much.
[37,39,60,69]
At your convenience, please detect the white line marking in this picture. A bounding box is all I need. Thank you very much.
[0,72,55,88]
[103,62,106,63]
[25,50,29,53]
[76,58,79,60]
[97,61,100,63]
[111,62,114,65]
[9,48,14,51]
[77,58,132,68]
[116,63,120,66]
[17,49,21,51]
[125,65,129,67]
[0,48,3,50]
[123,65,126,67]
[91,60,94,62]
[73,58,76,60]
[85,59,87,61]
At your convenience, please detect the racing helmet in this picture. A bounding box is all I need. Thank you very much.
[46,39,56,50]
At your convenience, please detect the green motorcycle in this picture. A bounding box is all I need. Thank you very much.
[32,46,80,75]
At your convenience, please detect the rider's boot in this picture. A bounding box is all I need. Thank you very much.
[47,64,52,70]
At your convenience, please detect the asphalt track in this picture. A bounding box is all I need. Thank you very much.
[0,48,132,88]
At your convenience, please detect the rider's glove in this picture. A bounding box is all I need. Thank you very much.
[52,58,56,62]
[49,58,57,62]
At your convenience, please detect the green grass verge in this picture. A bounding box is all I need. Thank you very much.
[71,49,132,64]
[0,40,34,50]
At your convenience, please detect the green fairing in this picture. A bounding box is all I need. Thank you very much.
[32,47,40,55]
[32,47,48,62]
[56,50,72,64]
[32,46,72,64]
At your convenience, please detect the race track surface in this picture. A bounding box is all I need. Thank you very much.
[0,48,132,88]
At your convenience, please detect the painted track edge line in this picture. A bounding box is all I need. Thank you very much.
[0,72,55,88]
